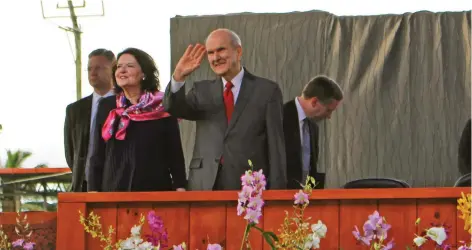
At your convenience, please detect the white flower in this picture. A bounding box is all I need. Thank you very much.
[311,235,321,249]
[303,234,320,249]
[119,236,147,250]
[131,225,142,236]
[311,220,327,238]
[413,236,427,246]
[426,227,447,245]
[304,240,312,249]
[133,237,144,246]
[120,238,136,249]
[137,241,154,250]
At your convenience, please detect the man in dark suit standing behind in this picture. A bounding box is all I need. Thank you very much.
[164,28,287,190]
[64,49,116,192]
[284,76,343,189]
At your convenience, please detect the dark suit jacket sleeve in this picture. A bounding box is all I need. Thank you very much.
[87,99,109,191]
[458,119,471,175]
[266,85,287,189]
[163,80,204,121]
[64,105,74,170]
[165,116,188,189]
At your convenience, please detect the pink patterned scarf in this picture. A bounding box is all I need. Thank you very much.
[101,91,170,141]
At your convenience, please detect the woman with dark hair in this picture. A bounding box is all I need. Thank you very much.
[88,48,187,192]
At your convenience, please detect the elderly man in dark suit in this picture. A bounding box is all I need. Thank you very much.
[164,28,287,190]
[284,76,343,189]
[64,49,116,192]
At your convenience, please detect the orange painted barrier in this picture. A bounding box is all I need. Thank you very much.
[56,187,470,250]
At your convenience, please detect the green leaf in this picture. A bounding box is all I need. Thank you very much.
[251,224,264,233]
[309,176,316,185]
[5,149,32,168]
[250,225,278,250]
[263,231,279,242]
[262,232,276,250]
[248,159,254,170]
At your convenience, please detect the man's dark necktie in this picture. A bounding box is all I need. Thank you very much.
[301,118,311,183]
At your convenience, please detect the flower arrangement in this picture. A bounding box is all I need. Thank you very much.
[237,160,278,249]
[0,213,36,250]
[172,241,222,250]
[456,192,471,250]
[79,210,115,249]
[80,210,222,250]
[116,213,160,250]
[457,192,471,234]
[409,192,471,250]
[139,211,169,248]
[352,211,394,250]
[276,176,327,249]
[412,216,450,249]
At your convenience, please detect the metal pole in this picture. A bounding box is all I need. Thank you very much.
[67,0,82,100]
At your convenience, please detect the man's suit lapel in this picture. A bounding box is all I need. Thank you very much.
[209,78,228,136]
[212,77,224,104]
[287,100,302,154]
[288,100,302,168]
[224,71,251,137]
[285,100,303,188]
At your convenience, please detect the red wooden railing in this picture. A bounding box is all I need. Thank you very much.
[0,168,71,175]
[56,187,470,250]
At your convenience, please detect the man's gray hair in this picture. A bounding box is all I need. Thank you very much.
[302,75,343,104]
[205,28,242,48]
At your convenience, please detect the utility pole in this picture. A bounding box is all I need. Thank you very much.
[67,0,82,100]
[40,0,105,100]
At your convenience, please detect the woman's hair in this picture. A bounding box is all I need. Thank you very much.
[112,47,160,93]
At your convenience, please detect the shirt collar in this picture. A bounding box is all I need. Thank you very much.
[92,90,114,104]
[222,67,244,89]
[295,97,307,122]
